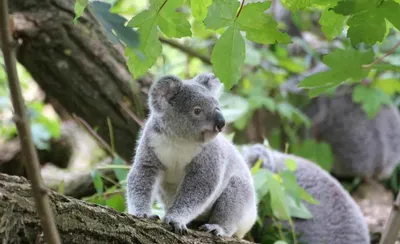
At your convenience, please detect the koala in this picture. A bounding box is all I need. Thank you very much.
[241,144,370,244]
[126,73,258,238]
[304,84,400,180]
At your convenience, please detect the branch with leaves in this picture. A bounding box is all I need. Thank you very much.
[0,0,61,243]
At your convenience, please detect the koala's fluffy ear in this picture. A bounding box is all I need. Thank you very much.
[194,73,224,98]
[149,75,182,113]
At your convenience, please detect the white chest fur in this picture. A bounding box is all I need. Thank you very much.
[149,133,202,184]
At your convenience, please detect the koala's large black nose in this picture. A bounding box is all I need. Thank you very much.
[214,111,225,132]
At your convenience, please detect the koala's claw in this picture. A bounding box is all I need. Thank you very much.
[199,224,225,236]
[164,217,188,235]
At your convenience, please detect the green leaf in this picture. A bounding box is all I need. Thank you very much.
[253,169,270,201]
[293,139,333,172]
[298,186,320,205]
[374,78,400,95]
[106,193,126,212]
[352,85,392,119]
[347,9,386,45]
[203,0,240,30]
[249,96,276,112]
[126,19,162,78]
[211,25,245,90]
[281,0,313,10]
[284,158,297,171]
[333,0,376,16]
[157,13,192,38]
[157,0,192,38]
[319,9,347,40]
[127,10,157,27]
[334,0,400,45]
[89,1,139,48]
[276,102,311,126]
[91,170,104,195]
[286,195,313,219]
[112,157,129,185]
[280,170,301,205]
[251,159,264,175]
[191,0,213,21]
[299,48,374,95]
[379,0,400,30]
[236,2,291,44]
[73,0,88,24]
[266,171,291,220]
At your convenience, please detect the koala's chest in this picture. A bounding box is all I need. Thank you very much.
[150,134,201,184]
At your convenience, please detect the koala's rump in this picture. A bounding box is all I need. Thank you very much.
[273,152,370,244]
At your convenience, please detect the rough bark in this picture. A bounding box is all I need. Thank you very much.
[8,0,151,161]
[0,173,253,244]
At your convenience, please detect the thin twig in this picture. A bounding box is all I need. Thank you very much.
[236,0,246,18]
[379,191,400,244]
[119,101,144,127]
[72,113,116,158]
[362,40,400,69]
[159,36,212,65]
[0,1,61,243]
[106,117,115,156]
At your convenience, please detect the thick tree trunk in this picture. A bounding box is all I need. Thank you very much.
[8,0,151,161]
[0,173,252,244]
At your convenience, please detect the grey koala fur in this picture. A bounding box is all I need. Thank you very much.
[304,84,400,180]
[241,144,370,244]
[126,73,258,238]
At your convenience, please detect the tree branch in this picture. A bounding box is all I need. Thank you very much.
[0,1,61,243]
[379,191,400,244]
[0,173,253,244]
[159,36,212,65]
[362,40,400,69]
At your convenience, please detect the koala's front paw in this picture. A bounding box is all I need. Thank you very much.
[164,216,188,235]
[199,224,226,237]
[136,213,160,220]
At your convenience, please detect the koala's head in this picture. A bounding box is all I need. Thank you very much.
[148,73,225,143]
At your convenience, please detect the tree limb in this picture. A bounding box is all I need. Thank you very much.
[8,0,149,161]
[159,36,212,65]
[0,0,61,243]
[379,191,400,244]
[0,173,253,244]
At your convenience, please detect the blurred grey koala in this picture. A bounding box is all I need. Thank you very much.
[126,73,257,238]
[241,144,370,244]
[281,63,400,179]
[304,84,400,180]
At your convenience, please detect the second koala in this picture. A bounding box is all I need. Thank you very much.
[126,73,257,238]
[304,84,400,179]
[241,144,370,244]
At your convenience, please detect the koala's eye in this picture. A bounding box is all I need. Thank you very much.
[193,107,202,115]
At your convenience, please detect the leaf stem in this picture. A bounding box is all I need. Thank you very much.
[0,0,61,243]
[236,0,246,19]
[362,40,400,69]
[289,218,298,244]
[157,0,169,13]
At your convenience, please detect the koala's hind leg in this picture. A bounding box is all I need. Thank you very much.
[199,176,257,238]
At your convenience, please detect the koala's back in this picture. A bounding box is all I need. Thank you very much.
[307,89,400,179]
[272,151,370,244]
[242,145,370,244]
